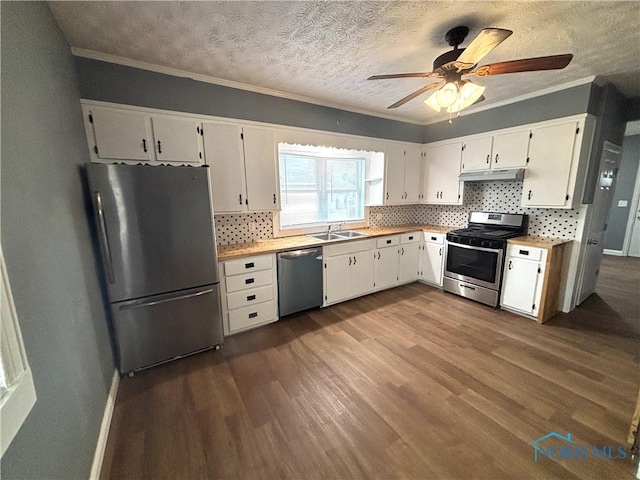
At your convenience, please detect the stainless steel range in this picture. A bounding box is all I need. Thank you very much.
[443,212,528,307]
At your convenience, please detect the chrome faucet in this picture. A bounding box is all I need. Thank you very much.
[327,223,342,234]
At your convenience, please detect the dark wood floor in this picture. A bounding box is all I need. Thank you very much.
[101,256,640,479]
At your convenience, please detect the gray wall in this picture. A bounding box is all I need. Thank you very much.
[422,83,596,143]
[604,135,640,250]
[1,3,114,478]
[74,56,424,143]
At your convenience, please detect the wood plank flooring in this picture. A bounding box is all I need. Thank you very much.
[101,256,640,479]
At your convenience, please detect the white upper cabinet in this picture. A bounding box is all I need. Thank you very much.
[84,105,203,165]
[88,107,152,161]
[202,121,246,213]
[421,141,463,205]
[150,116,202,164]
[242,126,279,212]
[460,129,530,172]
[521,120,583,208]
[384,143,422,205]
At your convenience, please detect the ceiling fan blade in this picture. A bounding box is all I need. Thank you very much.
[454,28,513,71]
[470,54,573,77]
[368,72,443,80]
[388,81,444,109]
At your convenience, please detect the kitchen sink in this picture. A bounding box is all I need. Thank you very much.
[307,233,346,241]
[337,230,367,238]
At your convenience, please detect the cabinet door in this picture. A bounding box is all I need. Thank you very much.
[423,142,463,204]
[399,242,420,283]
[242,126,279,211]
[352,250,375,297]
[384,144,406,205]
[492,130,530,168]
[421,242,444,286]
[522,122,578,207]
[90,108,152,161]
[501,257,540,314]
[403,145,423,203]
[325,256,352,304]
[375,247,398,290]
[150,116,202,164]
[461,136,492,171]
[202,122,246,213]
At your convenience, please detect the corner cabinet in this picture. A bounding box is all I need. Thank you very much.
[384,143,422,205]
[324,239,375,305]
[421,142,463,205]
[202,122,279,213]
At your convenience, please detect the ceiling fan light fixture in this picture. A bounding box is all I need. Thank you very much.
[424,90,442,112]
[447,81,485,113]
[434,81,459,108]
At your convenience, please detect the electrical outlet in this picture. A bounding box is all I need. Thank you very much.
[617,200,628,207]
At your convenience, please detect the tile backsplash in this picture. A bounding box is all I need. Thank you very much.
[215,181,581,244]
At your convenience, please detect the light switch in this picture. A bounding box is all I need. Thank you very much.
[617,200,628,207]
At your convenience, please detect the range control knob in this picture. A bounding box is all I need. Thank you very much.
[488,241,496,249]
[469,238,477,246]
[481,240,488,247]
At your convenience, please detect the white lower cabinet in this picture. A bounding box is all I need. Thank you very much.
[399,232,421,283]
[501,245,546,317]
[324,239,375,305]
[374,236,399,291]
[219,253,278,335]
[419,232,445,286]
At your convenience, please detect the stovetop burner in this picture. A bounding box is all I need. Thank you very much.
[446,212,528,249]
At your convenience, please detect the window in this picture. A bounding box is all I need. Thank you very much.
[1,246,36,457]
[278,143,378,233]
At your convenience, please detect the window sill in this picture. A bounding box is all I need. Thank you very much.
[1,367,36,456]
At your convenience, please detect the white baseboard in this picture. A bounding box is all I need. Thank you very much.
[89,369,119,480]
[603,249,623,256]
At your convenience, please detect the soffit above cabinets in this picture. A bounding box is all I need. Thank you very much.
[49,1,640,124]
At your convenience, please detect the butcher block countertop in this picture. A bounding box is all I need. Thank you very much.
[508,236,573,248]
[217,224,455,260]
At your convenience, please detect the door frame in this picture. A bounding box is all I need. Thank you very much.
[621,157,640,256]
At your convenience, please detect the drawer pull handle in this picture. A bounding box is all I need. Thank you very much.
[247,295,256,301]
[408,236,414,240]
[245,262,254,268]
[248,312,258,319]
[431,236,437,241]
[386,239,391,244]
[519,250,529,255]
[245,278,255,284]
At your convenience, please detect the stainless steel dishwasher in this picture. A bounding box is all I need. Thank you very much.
[277,247,323,317]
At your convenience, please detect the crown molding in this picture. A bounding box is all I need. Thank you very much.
[421,76,597,126]
[71,47,424,126]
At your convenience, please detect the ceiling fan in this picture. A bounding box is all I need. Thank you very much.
[368,26,573,113]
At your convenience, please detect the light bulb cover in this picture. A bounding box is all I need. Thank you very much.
[424,91,442,111]
[447,81,485,113]
[434,82,459,108]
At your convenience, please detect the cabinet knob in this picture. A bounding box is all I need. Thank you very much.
[439,248,442,256]
[486,154,490,164]
[273,193,277,204]
[157,140,162,154]
[495,154,499,163]
[349,257,352,266]
[353,256,357,265]
[142,139,147,153]
[238,194,243,205]
[528,190,532,200]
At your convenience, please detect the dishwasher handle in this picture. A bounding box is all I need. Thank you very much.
[279,248,322,259]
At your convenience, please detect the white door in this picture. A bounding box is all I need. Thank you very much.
[242,126,279,211]
[421,242,444,286]
[90,108,152,161]
[403,145,423,203]
[461,136,492,171]
[325,256,352,304]
[352,250,375,297]
[629,204,640,257]
[399,242,420,283]
[375,247,398,290]
[522,122,578,207]
[202,122,246,213]
[492,129,530,168]
[577,142,622,304]
[150,116,202,164]
[501,257,540,314]
[384,144,406,205]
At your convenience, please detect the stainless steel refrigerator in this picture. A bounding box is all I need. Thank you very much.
[86,163,223,375]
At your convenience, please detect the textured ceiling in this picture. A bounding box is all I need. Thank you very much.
[49,1,640,124]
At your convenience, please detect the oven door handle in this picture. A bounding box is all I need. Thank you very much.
[445,240,502,254]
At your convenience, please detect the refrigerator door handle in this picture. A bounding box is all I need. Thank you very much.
[94,191,115,284]
[118,288,214,311]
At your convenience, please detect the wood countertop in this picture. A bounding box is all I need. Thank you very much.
[217,224,455,260]
[508,236,573,249]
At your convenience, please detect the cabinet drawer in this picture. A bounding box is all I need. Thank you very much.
[376,236,399,248]
[224,254,273,276]
[508,245,543,261]
[226,285,273,310]
[325,239,375,257]
[400,232,420,244]
[423,232,445,244]
[225,269,273,293]
[228,300,276,333]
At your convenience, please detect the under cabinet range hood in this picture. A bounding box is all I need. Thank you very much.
[459,168,525,182]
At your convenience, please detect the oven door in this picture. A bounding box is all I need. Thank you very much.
[444,241,504,290]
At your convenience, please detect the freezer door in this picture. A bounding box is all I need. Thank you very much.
[86,163,219,302]
[112,284,223,373]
